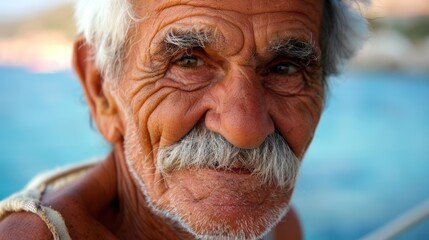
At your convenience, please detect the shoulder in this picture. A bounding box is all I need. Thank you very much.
[38,156,119,240]
[42,194,117,240]
[0,156,118,240]
[0,211,53,240]
[0,203,117,240]
[0,190,118,240]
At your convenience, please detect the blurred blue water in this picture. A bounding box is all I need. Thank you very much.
[0,67,110,196]
[294,71,429,239]
[0,67,428,239]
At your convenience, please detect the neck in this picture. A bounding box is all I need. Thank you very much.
[111,143,193,240]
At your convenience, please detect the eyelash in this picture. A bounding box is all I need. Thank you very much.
[171,48,206,66]
[270,62,299,75]
[174,52,205,66]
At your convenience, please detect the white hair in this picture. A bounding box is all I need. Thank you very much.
[74,0,136,83]
[74,0,368,83]
[321,0,369,76]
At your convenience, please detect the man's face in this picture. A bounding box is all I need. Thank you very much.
[111,0,324,238]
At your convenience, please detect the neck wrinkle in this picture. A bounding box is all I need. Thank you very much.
[111,143,194,240]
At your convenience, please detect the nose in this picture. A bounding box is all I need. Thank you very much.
[205,68,274,149]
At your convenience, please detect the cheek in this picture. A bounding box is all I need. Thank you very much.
[146,90,208,147]
[138,87,210,150]
[166,65,218,87]
[269,95,323,159]
[123,61,218,151]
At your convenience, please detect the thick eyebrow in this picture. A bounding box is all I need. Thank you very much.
[163,29,219,54]
[267,38,319,66]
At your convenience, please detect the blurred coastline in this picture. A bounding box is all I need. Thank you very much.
[0,4,74,72]
[0,1,429,73]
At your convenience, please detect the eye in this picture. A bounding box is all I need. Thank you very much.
[174,55,204,68]
[271,63,298,75]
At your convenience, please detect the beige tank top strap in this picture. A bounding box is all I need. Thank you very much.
[0,187,72,240]
[0,160,100,239]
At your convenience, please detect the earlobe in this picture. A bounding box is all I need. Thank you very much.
[72,35,124,143]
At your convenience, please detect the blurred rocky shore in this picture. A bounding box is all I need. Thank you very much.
[349,17,429,72]
[0,4,74,72]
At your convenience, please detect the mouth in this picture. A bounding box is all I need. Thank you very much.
[215,167,252,174]
[211,161,253,175]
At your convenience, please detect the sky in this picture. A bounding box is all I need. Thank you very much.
[0,0,71,21]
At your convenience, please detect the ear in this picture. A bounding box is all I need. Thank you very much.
[73,35,124,143]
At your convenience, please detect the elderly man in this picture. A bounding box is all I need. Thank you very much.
[0,0,367,239]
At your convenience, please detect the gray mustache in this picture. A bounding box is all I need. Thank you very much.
[156,125,300,188]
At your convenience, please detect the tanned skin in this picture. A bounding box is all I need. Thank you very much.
[0,0,324,239]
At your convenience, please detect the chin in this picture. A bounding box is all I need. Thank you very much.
[127,158,292,239]
[186,207,290,240]
[154,168,293,240]
[181,201,290,240]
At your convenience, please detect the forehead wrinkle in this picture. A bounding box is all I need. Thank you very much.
[156,3,316,26]
[141,6,251,57]
[153,0,321,17]
[145,15,231,50]
[141,1,323,64]
[252,11,318,29]
[252,13,321,41]
[150,22,248,60]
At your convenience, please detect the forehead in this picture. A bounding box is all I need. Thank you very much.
[149,0,323,14]
[133,0,324,56]
[138,0,323,26]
